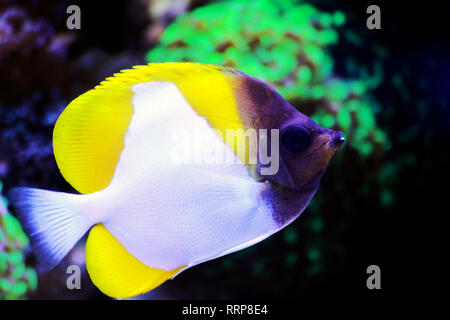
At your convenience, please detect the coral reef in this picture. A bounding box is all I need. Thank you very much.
[147,0,387,157]
[0,181,37,299]
[143,0,391,297]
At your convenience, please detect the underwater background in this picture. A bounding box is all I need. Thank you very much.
[0,0,448,299]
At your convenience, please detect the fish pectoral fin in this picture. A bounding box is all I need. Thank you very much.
[86,224,184,299]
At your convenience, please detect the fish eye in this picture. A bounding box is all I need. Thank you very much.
[281,125,312,153]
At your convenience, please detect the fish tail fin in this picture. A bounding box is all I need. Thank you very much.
[8,187,96,272]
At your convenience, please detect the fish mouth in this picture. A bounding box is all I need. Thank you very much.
[320,130,345,150]
[331,131,345,147]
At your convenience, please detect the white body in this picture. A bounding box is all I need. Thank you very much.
[84,82,278,270]
[10,81,281,272]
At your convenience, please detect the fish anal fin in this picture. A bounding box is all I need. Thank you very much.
[86,224,184,299]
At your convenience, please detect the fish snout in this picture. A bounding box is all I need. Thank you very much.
[332,130,345,146]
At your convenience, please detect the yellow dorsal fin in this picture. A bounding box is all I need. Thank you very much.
[101,63,246,163]
[53,62,246,194]
[53,87,134,194]
[86,224,184,299]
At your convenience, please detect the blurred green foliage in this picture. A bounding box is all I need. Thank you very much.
[147,0,387,157]
[143,0,395,288]
[144,0,394,291]
[0,181,37,299]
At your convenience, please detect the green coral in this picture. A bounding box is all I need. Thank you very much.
[146,0,387,157]
[144,0,394,288]
[0,181,37,299]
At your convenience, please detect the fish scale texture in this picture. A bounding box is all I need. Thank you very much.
[97,81,277,270]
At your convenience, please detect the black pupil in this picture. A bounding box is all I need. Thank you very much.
[281,126,311,153]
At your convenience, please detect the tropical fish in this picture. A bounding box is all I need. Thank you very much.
[9,62,344,298]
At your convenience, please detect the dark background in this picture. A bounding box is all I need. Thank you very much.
[0,0,448,300]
